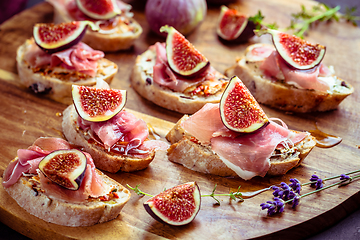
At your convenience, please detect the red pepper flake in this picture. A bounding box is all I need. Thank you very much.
[113,192,119,198]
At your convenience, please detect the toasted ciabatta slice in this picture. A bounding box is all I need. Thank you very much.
[131,45,229,114]
[16,39,117,105]
[47,0,143,52]
[2,138,131,227]
[225,43,354,113]
[3,167,130,227]
[62,105,159,173]
[166,115,316,178]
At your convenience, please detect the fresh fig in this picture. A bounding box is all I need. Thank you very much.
[33,21,98,54]
[220,76,269,133]
[75,0,121,20]
[160,25,210,77]
[217,5,256,42]
[72,85,127,122]
[38,149,87,191]
[257,29,326,70]
[144,182,201,226]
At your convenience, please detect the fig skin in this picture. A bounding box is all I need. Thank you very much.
[38,149,87,191]
[75,0,121,20]
[219,76,269,133]
[33,21,98,54]
[72,85,127,122]
[256,29,326,70]
[143,182,201,226]
[218,20,257,44]
[217,5,258,43]
[160,25,210,77]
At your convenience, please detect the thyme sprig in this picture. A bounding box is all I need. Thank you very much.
[126,184,154,197]
[248,11,279,30]
[127,183,244,205]
[287,3,359,38]
[201,184,244,205]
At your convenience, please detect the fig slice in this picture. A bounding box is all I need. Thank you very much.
[72,85,127,122]
[38,149,87,191]
[160,25,210,77]
[144,182,201,226]
[216,5,256,42]
[220,76,269,133]
[257,29,326,70]
[33,21,99,54]
[76,0,121,20]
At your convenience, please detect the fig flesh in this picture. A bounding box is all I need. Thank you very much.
[72,85,127,122]
[38,149,87,191]
[75,0,121,20]
[144,182,201,226]
[160,25,210,77]
[258,29,326,70]
[220,76,269,133]
[217,5,256,42]
[33,21,98,54]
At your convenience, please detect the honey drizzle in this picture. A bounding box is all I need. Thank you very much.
[309,124,342,148]
[147,123,161,140]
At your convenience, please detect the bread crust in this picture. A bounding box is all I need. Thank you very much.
[52,1,142,52]
[3,162,130,227]
[166,115,316,177]
[130,47,229,114]
[16,39,118,105]
[225,54,354,113]
[62,105,156,173]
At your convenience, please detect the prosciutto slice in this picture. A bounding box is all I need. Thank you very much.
[79,110,150,151]
[181,103,308,180]
[24,40,104,77]
[252,45,332,92]
[152,42,217,92]
[78,109,168,156]
[2,137,107,203]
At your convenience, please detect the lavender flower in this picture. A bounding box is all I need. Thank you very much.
[272,182,296,201]
[289,178,301,194]
[261,170,360,217]
[260,197,285,216]
[310,175,324,190]
[340,174,350,180]
[291,195,300,208]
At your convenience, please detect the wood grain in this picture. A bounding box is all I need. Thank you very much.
[0,0,360,239]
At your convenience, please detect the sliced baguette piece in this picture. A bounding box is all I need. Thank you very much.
[224,44,354,113]
[166,115,316,177]
[48,0,143,52]
[130,46,229,114]
[62,105,157,173]
[16,39,118,105]
[3,158,131,227]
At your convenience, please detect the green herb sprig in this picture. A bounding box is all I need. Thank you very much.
[126,183,244,205]
[248,10,279,30]
[287,3,359,38]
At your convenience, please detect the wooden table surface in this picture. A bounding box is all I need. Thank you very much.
[0,0,360,239]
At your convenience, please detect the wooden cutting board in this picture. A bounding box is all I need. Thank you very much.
[1,0,360,239]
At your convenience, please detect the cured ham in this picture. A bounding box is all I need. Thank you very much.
[250,44,333,92]
[2,137,107,202]
[78,109,168,156]
[24,40,104,77]
[181,103,308,180]
[152,42,218,92]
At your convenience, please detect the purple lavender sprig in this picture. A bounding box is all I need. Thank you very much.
[260,197,285,216]
[260,169,360,216]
